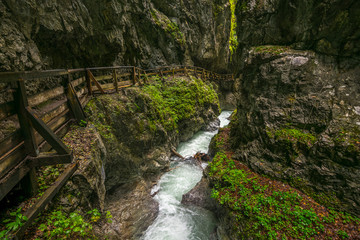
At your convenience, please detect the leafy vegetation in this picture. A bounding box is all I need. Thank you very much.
[141,76,219,132]
[37,208,112,239]
[229,0,239,58]
[151,9,185,45]
[266,128,317,148]
[254,45,290,55]
[333,126,360,152]
[208,128,360,239]
[0,208,28,240]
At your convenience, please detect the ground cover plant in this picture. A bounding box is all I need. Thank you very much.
[209,127,360,239]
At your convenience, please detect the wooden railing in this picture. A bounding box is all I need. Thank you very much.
[0,65,233,239]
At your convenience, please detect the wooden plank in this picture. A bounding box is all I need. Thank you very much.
[117,73,132,78]
[38,119,73,153]
[85,70,93,96]
[0,101,16,121]
[87,70,105,94]
[94,75,113,83]
[132,67,136,85]
[0,130,22,157]
[26,107,70,155]
[0,69,68,83]
[71,76,86,88]
[93,84,132,92]
[0,111,72,179]
[13,163,78,240]
[29,153,72,168]
[40,101,68,124]
[0,160,29,202]
[28,86,64,107]
[0,143,26,180]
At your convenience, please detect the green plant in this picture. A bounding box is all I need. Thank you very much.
[79,119,88,127]
[87,209,101,223]
[267,128,317,148]
[151,9,185,45]
[229,0,238,58]
[254,45,290,55]
[141,76,219,132]
[39,210,94,239]
[337,230,349,239]
[106,211,113,223]
[0,208,28,239]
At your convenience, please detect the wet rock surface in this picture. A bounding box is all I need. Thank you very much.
[0,0,231,71]
[231,0,360,69]
[181,176,217,212]
[97,180,159,240]
[230,48,360,215]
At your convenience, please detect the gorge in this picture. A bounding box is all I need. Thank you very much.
[0,0,360,239]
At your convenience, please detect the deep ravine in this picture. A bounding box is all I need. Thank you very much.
[142,111,232,240]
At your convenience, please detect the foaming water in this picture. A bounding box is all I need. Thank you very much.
[142,111,233,240]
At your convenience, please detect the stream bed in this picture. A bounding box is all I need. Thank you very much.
[142,111,232,240]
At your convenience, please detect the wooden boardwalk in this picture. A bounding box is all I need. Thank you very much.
[0,65,233,238]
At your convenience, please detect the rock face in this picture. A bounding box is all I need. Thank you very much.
[0,0,231,71]
[59,125,107,212]
[230,47,360,215]
[181,175,217,211]
[231,0,360,68]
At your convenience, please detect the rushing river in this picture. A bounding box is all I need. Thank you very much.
[142,111,232,240]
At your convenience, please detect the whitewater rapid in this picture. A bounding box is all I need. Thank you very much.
[142,111,232,240]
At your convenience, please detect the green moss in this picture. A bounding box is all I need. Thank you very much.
[141,76,219,131]
[333,126,360,152]
[209,152,326,239]
[209,149,360,239]
[267,127,317,148]
[334,11,349,28]
[254,45,290,55]
[229,0,238,59]
[151,9,185,45]
[289,177,341,208]
[212,3,224,18]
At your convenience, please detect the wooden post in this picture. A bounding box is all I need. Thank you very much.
[172,68,175,78]
[87,70,105,94]
[113,69,118,92]
[160,70,164,82]
[136,68,142,86]
[85,69,93,96]
[202,69,205,80]
[194,67,199,79]
[14,80,38,157]
[66,74,86,123]
[26,107,70,155]
[14,79,38,195]
[185,67,191,78]
[132,67,136,85]
[143,70,149,84]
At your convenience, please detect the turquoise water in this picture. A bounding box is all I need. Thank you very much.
[142,111,232,240]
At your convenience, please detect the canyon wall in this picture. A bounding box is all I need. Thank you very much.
[229,0,360,215]
[0,0,231,71]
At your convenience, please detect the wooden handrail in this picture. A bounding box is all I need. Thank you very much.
[0,65,233,83]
